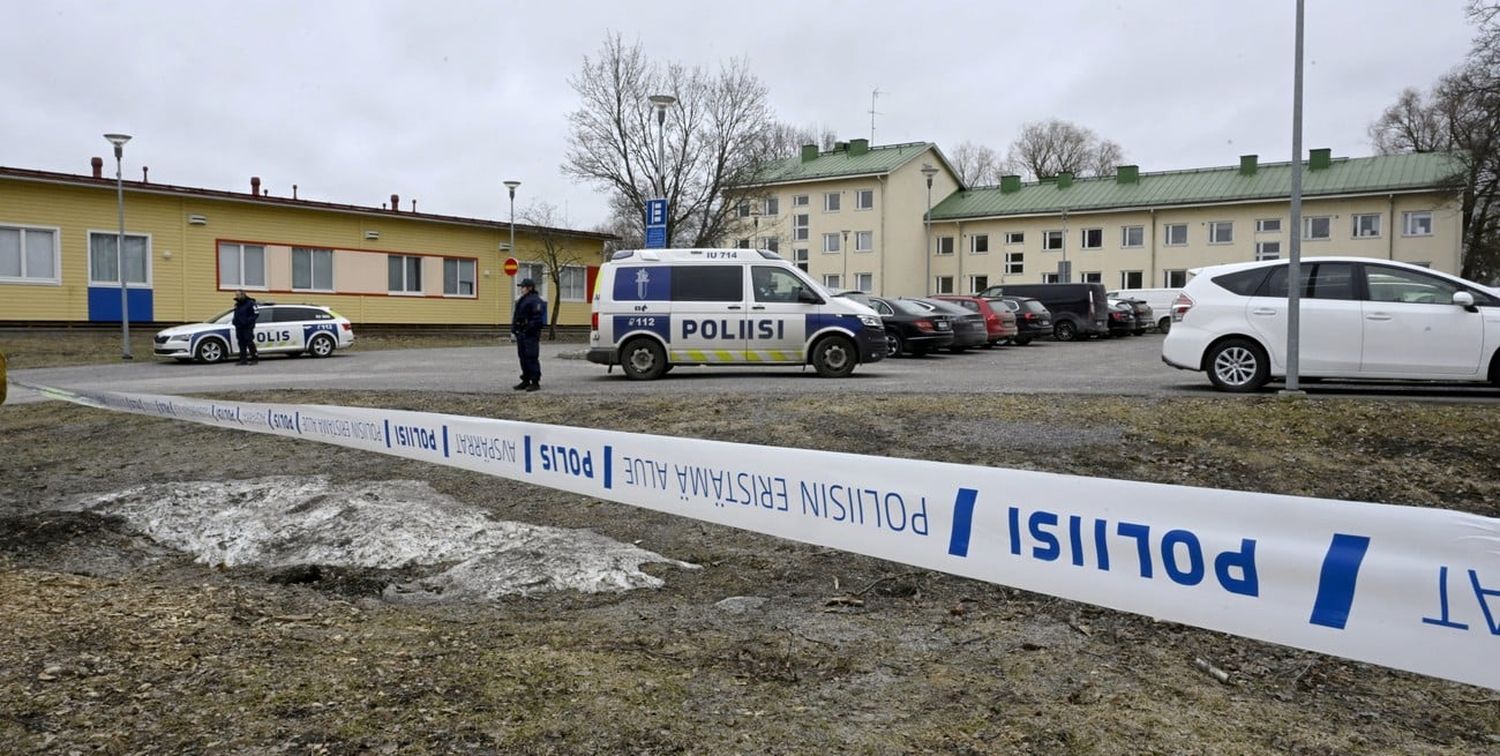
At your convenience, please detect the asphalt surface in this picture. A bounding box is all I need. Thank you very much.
[7,333,1499,405]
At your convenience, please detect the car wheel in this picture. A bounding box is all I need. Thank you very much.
[1157,317,1172,335]
[884,331,904,358]
[194,338,228,364]
[1013,336,1032,346]
[620,338,668,380]
[811,336,856,378]
[309,334,336,358]
[1206,338,1269,392]
[1054,320,1078,342]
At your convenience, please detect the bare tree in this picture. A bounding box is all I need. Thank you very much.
[1007,119,1126,180]
[562,34,786,249]
[949,141,1005,186]
[1368,88,1449,154]
[519,201,595,340]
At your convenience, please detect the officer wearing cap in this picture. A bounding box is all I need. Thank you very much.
[511,277,547,391]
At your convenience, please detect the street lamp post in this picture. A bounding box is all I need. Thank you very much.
[841,229,849,289]
[920,163,938,296]
[504,180,520,330]
[104,133,133,360]
[1284,0,1306,395]
[648,94,675,244]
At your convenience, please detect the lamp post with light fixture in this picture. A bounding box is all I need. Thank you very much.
[504,180,520,328]
[104,133,133,360]
[920,163,938,296]
[648,94,675,244]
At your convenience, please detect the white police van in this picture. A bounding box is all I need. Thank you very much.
[587,248,886,379]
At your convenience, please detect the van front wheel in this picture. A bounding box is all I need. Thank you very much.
[811,336,856,378]
[620,338,668,380]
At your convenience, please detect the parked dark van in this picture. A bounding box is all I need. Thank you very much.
[977,283,1109,341]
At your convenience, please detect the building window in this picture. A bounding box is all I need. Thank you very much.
[970,234,989,254]
[1082,271,1102,284]
[388,254,423,294]
[855,189,874,210]
[823,273,842,289]
[1403,211,1433,236]
[1164,223,1188,246]
[855,231,873,252]
[1121,226,1144,248]
[736,200,752,218]
[1303,216,1331,240]
[824,192,841,212]
[1255,241,1281,261]
[1164,269,1188,288]
[933,276,954,294]
[217,242,266,289]
[736,238,751,249]
[1353,214,1382,238]
[558,265,586,301]
[1043,230,1064,250]
[854,272,873,292]
[1004,231,1024,245]
[1209,221,1233,245]
[0,225,59,284]
[290,247,333,291]
[792,194,809,207]
[763,196,779,215]
[89,231,150,286]
[761,236,780,253]
[936,236,955,255]
[968,274,989,293]
[793,213,810,241]
[518,262,546,298]
[823,233,840,253]
[443,258,476,296]
[1004,251,1024,275]
[1080,228,1103,249]
[793,248,809,273]
[1256,218,1282,233]
[1120,270,1143,289]
[1041,273,1061,284]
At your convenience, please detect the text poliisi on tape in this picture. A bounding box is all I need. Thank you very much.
[19,381,1500,692]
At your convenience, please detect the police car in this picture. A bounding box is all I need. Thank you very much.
[586,248,886,379]
[153,303,355,363]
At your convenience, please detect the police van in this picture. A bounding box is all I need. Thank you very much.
[587,248,886,379]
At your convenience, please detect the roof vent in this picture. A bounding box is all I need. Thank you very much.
[800,144,819,162]
[91,157,104,179]
[250,176,261,195]
[365,230,380,240]
[833,141,848,152]
[1309,148,1332,170]
[1239,155,1258,175]
[1116,165,1139,184]
[1056,172,1074,189]
[848,138,869,156]
[390,193,400,212]
[187,214,207,226]
[999,175,1022,193]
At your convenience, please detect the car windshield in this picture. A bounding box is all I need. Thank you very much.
[890,299,931,316]
[1022,300,1048,313]
[911,298,969,315]
[208,308,234,324]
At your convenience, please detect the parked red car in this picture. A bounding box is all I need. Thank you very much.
[931,295,1018,347]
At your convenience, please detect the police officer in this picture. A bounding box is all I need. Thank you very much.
[511,278,546,390]
[232,289,260,365]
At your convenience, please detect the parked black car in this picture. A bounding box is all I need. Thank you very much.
[1110,297,1154,336]
[905,298,987,352]
[978,282,1109,341]
[992,296,1052,346]
[840,294,954,356]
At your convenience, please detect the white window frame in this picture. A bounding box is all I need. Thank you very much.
[291,247,334,292]
[518,262,547,299]
[792,213,810,242]
[1121,225,1144,248]
[1164,223,1188,246]
[854,272,873,292]
[1255,241,1281,261]
[1120,270,1143,289]
[1080,227,1103,250]
[760,236,780,253]
[218,241,267,290]
[822,233,841,253]
[1255,218,1282,233]
[0,223,62,285]
[1352,213,1382,239]
[855,189,874,210]
[855,231,873,252]
[822,273,842,289]
[735,200,752,218]
[1163,269,1188,288]
[763,196,779,216]
[936,236,955,256]
[967,274,989,294]
[1303,215,1332,241]
[792,194,809,208]
[933,275,954,294]
[388,254,424,295]
[1402,211,1433,237]
[1043,230,1064,250]
[1003,231,1024,245]
[970,234,989,254]
[558,264,587,302]
[87,230,152,287]
[1041,273,1061,284]
[823,192,841,212]
[1004,251,1024,275]
[1208,221,1234,245]
[1081,271,1102,284]
[443,257,477,298]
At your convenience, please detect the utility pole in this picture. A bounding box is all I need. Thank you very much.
[1284,0,1306,395]
[869,88,881,144]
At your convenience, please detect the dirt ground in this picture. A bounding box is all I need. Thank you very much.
[1,388,1498,754]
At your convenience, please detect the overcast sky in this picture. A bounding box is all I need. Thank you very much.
[2,0,1477,231]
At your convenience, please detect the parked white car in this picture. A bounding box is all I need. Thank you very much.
[153,303,355,363]
[1107,287,1181,333]
[1162,257,1500,392]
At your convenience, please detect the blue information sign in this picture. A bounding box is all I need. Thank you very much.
[644,198,668,248]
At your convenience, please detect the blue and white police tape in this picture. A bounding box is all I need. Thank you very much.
[18,381,1500,691]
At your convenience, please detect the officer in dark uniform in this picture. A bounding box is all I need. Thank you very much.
[232,289,260,365]
[511,278,546,390]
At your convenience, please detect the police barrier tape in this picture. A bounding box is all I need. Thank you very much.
[17,381,1500,691]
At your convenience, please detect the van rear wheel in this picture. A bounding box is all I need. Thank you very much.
[1054,320,1078,342]
[620,338,668,380]
[811,336,856,378]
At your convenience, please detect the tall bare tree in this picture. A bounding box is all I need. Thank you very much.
[1007,119,1125,180]
[949,141,1006,186]
[519,202,595,340]
[563,34,786,249]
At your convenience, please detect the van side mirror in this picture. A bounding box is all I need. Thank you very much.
[1453,290,1477,311]
[797,287,822,304]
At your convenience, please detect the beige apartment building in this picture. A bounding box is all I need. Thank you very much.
[731,145,1463,296]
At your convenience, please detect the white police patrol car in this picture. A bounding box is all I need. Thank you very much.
[153,303,355,363]
[587,248,886,379]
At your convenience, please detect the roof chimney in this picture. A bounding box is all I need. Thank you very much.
[292,184,298,200]
[1309,148,1332,170]
[410,199,416,212]
[1239,155,1258,176]
[141,166,149,183]
[1056,171,1074,189]
[848,138,869,156]
[800,144,819,162]
[1116,165,1139,184]
[999,175,1022,193]
[250,176,261,195]
[91,157,103,179]
[390,193,400,212]
[833,141,848,152]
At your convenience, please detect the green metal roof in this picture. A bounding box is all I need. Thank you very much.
[929,152,1464,221]
[745,141,937,186]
